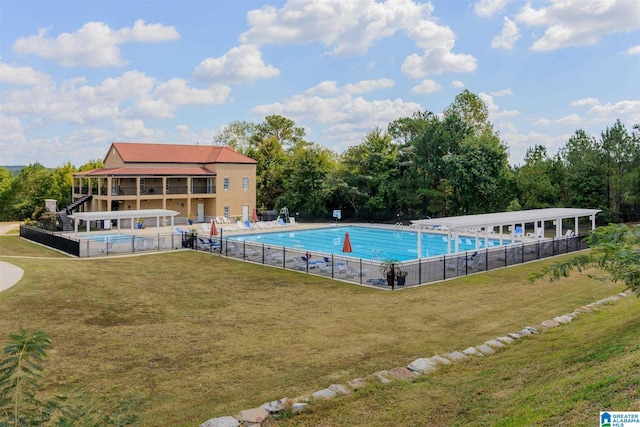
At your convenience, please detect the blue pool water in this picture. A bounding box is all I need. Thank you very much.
[229,226,509,261]
[80,233,134,243]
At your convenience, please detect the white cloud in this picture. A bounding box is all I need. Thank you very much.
[451,80,465,88]
[305,81,340,96]
[410,79,442,95]
[474,0,512,17]
[0,62,51,86]
[193,44,280,84]
[239,0,476,79]
[113,119,155,139]
[570,97,599,106]
[556,113,581,124]
[12,20,179,67]
[516,0,640,51]
[241,0,434,56]
[136,78,231,118]
[491,88,514,97]
[628,44,640,55]
[250,85,422,150]
[533,118,551,126]
[479,92,519,120]
[304,79,394,96]
[0,71,230,128]
[402,47,477,78]
[343,79,394,94]
[491,17,520,49]
[588,100,640,118]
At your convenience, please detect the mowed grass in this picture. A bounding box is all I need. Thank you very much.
[0,235,635,426]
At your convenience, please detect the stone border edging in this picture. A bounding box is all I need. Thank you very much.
[200,290,635,427]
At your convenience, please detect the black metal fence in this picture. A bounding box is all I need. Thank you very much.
[20,225,588,289]
[191,232,589,289]
[20,225,80,257]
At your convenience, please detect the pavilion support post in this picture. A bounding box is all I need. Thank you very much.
[574,216,579,236]
[499,225,503,245]
[555,218,562,238]
[417,228,422,260]
[591,215,596,230]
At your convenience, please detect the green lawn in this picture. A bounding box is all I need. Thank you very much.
[0,235,636,426]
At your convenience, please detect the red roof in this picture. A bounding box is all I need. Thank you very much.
[76,166,216,176]
[109,142,257,164]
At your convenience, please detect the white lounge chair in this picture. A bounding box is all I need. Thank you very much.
[565,229,574,237]
[527,228,543,239]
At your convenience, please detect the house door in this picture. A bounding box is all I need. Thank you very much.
[197,203,204,222]
[242,205,249,222]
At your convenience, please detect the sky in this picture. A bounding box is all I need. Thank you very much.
[1,0,639,168]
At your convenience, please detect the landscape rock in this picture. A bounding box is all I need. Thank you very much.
[542,319,560,328]
[372,371,391,383]
[484,339,506,349]
[388,366,418,381]
[261,398,289,414]
[476,344,496,355]
[407,358,439,374]
[347,378,367,389]
[496,336,515,344]
[442,351,468,362]
[312,388,336,400]
[462,347,484,357]
[430,355,453,365]
[328,384,351,395]
[200,416,241,427]
[553,315,573,324]
[507,332,522,339]
[524,326,538,334]
[291,402,309,414]
[517,328,532,336]
[236,408,269,427]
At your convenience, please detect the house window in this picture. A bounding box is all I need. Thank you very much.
[224,177,230,191]
[140,178,145,193]
[207,178,215,193]
[224,206,230,218]
[243,177,249,190]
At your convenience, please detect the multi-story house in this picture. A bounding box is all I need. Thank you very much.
[71,142,257,224]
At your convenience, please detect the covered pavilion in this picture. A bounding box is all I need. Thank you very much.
[410,208,600,256]
[68,209,179,238]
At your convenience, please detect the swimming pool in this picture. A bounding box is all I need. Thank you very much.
[80,233,134,243]
[228,226,509,261]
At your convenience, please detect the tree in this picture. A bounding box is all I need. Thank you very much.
[213,120,257,154]
[0,168,14,221]
[443,89,493,135]
[515,145,560,209]
[279,142,337,216]
[0,329,140,426]
[529,223,640,294]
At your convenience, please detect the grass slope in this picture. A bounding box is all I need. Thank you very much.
[0,235,636,426]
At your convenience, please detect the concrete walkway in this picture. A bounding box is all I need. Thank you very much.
[0,261,23,292]
[0,222,24,292]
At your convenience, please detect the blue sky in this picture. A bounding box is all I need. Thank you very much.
[1,0,639,168]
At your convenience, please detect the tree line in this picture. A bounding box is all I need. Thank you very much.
[1,90,639,223]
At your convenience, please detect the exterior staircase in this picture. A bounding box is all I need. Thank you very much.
[57,211,74,231]
[65,194,92,215]
[57,195,92,231]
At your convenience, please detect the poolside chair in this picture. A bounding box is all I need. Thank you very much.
[527,228,543,239]
[197,237,219,251]
[244,220,255,230]
[236,220,248,230]
[300,255,325,269]
[565,229,574,237]
[100,241,113,254]
[277,218,287,227]
[176,227,186,235]
[289,217,297,225]
[514,226,523,240]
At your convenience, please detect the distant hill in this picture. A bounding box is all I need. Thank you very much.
[1,166,25,175]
